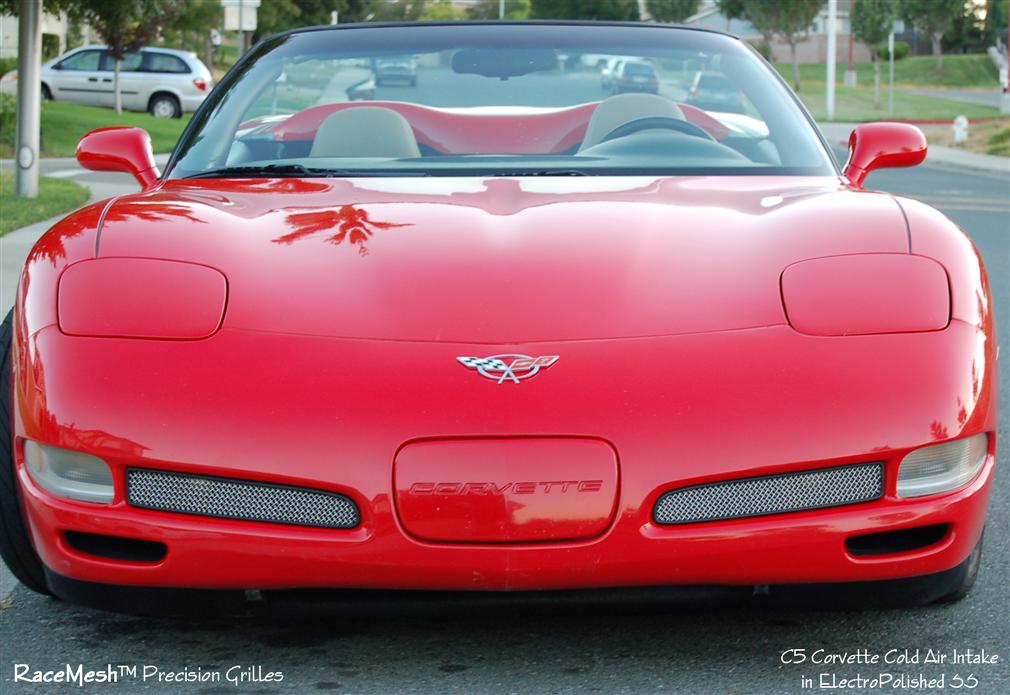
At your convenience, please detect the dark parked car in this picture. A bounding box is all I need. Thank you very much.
[375,56,417,86]
[687,71,747,113]
[611,60,658,95]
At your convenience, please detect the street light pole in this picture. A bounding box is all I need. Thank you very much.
[826,0,837,121]
[844,0,857,86]
[238,0,245,56]
[14,0,41,199]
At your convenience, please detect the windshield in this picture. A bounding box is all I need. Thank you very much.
[168,23,835,179]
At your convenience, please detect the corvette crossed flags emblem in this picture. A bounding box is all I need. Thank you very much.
[456,355,559,384]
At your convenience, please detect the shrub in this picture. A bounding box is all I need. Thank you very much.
[0,93,16,151]
[876,41,909,61]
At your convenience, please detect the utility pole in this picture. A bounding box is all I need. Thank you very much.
[499,0,505,19]
[844,0,857,86]
[826,0,837,121]
[888,30,895,116]
[14,0,41,199]
[1001,23,1009,115]
[238,0,245,56]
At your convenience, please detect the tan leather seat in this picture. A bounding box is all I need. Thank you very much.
[579,93,685,151]
[310,106,421,158]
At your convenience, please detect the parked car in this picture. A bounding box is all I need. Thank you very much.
[39,45,211,118]
[610,60,659,94]
[0,21,995,615]
[375,56,417,86]
[599,56,624,88]
[687,71,747,113]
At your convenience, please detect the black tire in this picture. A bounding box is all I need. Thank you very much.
[0,309,52,595]
[936,530,983,604]
[149,93,181,119]
[41,83,52,101]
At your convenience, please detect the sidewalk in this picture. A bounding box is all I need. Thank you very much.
[0,152,171,174]
[1,173,140,314]
[817,121,1010,176]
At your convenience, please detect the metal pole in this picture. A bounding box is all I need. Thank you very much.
[237,0,245,56]
[888,31,895,116]
[15,0,41,199]
[844,0,856,86]
[826,0,837,121]
[499,0,505,19]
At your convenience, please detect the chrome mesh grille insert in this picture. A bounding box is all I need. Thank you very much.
[653,462,884,525]
[127,469,359,529]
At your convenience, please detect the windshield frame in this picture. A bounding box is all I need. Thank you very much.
[162,20,840,181]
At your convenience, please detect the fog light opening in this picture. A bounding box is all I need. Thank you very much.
[64,531,167,563]
[846,524,950,557]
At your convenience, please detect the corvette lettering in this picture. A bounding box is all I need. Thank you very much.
[410,480,603,495]
[456,354,559,384]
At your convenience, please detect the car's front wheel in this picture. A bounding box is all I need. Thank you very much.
[41,83,52,101]
[0,310,51,595]
[149,93,181,119]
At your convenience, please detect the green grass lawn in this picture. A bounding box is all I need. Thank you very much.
[1,101,190,159]
[795,86,1002,122]
[989,126,1010,156]
[0,170,89,236]
[775,54,1000,88]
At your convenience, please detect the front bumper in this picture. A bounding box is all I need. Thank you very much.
[13,321,997,591]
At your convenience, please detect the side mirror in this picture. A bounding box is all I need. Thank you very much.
[843,122,927,188]
[76,126,159,189]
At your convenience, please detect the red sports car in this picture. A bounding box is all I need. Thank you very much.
[0,22,997,613]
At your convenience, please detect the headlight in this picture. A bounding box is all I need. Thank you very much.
[781,254,950,336]
[24,441,114,503]
[58,258,227,339]
[896,434,988,498]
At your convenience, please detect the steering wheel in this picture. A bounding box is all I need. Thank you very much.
[599,116,716,144]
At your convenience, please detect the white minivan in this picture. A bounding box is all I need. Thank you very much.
[39,45,212,118]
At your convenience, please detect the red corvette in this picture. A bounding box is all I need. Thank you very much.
[0,22,997,613]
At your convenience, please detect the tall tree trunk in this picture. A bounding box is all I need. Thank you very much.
[791,41,800,91]
[932,31,943,71]
[114,57,122,115]
[873,56,880,108]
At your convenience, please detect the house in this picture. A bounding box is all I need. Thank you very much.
[684,0,880,64]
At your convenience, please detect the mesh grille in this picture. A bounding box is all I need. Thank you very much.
[653,462,884,525]
[127,469,360,529]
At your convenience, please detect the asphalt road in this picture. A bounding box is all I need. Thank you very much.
[0,116,1008,695]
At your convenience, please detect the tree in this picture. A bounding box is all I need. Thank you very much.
[715,0,746,32]
[646,0,700,23]
[71,0,179,115]
[743,0,824,91]
[161,0,222,68]
[466,0,532,19]
[851,0,896,108]
[420,0,465,20]
[529,0,639,20]
[901,0,966,71]
[257,0,361,35]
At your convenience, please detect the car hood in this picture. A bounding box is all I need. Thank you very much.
[96,176,908,343]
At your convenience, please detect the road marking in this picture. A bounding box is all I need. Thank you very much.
[929,204,1010,213]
